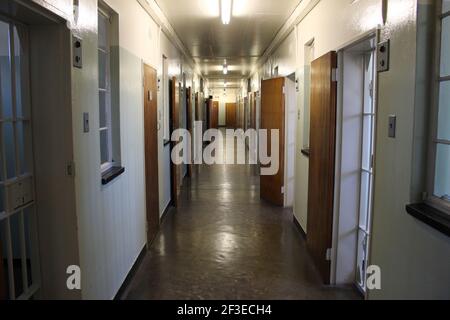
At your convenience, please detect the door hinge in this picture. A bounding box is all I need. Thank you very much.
[282,86,286,95]
[326,248,332,261]
[281,186,285,194]
[332,68,339,82]
[67,161,76,177]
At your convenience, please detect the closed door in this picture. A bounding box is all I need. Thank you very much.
[226,103,237,128]
[211,101,219,129]
[143,64,160,245]
[260,77,285,206]
[307,51,338,284]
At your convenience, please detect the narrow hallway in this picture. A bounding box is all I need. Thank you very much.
[121,138,359,300]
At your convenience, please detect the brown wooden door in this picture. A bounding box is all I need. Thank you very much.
[260,77,285,206]
[170,78,181,207]
[143,64,160,245]
[226,103,237,128]
[211,101,219,129]
[307,51,338,284]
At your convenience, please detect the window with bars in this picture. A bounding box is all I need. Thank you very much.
[429,1,450,212]
[98,3,122,179]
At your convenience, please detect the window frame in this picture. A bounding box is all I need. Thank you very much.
[98,7,114,173]
[427,1,450,214]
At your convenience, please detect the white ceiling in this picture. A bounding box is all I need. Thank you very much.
[155,0,302,85]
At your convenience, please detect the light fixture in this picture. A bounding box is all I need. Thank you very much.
[221,0,232,25]
[223,64,228,75]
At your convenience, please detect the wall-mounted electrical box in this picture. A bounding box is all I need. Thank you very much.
[5,176,34,213]
[377,40,390,73]
[73,36,83,68]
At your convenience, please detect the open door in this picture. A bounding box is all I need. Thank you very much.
[170,77,181,207]
[260,77,285,206]
[307,51,338,284]
[226,103,237,128]
[143,64,160,245]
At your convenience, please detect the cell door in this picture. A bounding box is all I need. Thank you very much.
[143,64,160,246]
[307,51,338,284]
[0,19,40,300]
[260,77,285,206]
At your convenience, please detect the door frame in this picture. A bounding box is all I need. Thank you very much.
[331,30,378,295]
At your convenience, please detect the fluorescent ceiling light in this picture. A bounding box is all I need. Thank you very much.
[221,0,232,25]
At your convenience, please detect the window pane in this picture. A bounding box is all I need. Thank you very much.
[98,50,107,90]
[14,26,29,119]
[100,130,109,165]
[361,115,373,171]
[441,17,450,77]
[98,13,108,51]
[16,121,31,175]
[434,143,450,200]
[10,213,25,298]
[99,91,107,128]
[0,185,4,213]
[3,122,16,179]
[443,0,450,13]
[437,81,450,140]
[359,171,371,230]
[0,21,13,119]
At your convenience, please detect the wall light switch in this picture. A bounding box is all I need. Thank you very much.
[388,115,396,138]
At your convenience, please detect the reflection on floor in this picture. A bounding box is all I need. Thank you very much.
[121,139,360,300]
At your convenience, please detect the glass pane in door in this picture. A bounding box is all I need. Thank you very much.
[0,21,13,119]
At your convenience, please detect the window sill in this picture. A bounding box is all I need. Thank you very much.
[406,203,450,237]
[301,149,310,158]
[101,166,125,185]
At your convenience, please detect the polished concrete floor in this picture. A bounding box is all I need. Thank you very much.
[121,140,360,300]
